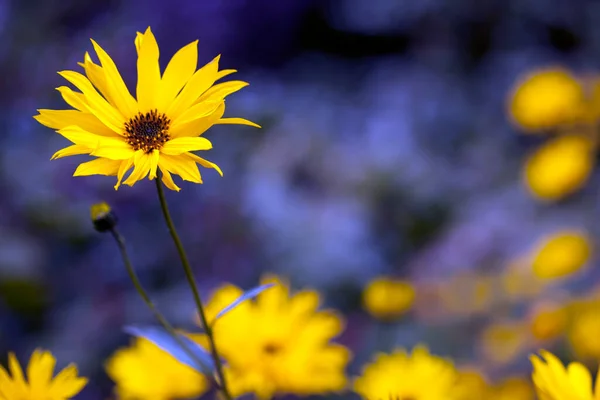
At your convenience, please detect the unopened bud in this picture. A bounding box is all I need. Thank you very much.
[90,202,117,232]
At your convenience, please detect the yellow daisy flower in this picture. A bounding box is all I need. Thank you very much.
[0,349,87,400]
[362,277,415,320]
[530,230,592,280]
[105,336,209,400]
[34,27,259,191]
[195,275,350,400]
[353,346,459,400]
[530,350,598,400]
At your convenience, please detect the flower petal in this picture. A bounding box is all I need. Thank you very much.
[215,69,237,82]
[170,103,225,138]
[123,150,153,186]
[91,39,139,118]
[186,152,223,177]
[78,52,114,105]
[215,117,261,128]
[161,137,212,155]
[35,109,118,137]
[115,158,134,190]
[56,86,87,111]
[166,55,220,121]
[51,144,91,160]
[136,27,161,113]
[58,70,125,133]
[170,100,222,130]
[159,154,202,183]
[148,149,160,180]
[90,143,136,160]
[49,364,88,398]
[57,125,103,148]
[158,167,181,191]
[8,353,25,383]
[196,81,249,104]
[74,158,122,176]
[159,40,198,110]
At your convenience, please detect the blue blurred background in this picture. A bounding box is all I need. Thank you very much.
[2,0,600,398]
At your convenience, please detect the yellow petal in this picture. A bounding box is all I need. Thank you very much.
[567,362,593,399]
[158,167,181,191]
[91,39,139,118]
[159,40,199,110]
[161,137,212,155]
[134,31,144,54]
[215,117,261,128]
[124,150,153,186]
[166,55,220,120]
[78,52,114,105]
[90,143,136,160]
[197,81,249,103]
[170,103,225,138]
[56,86,87,111]
[115,158,134,190]
[27,350,55,390]
[136,27,161,113]
[8,353,24,383]
[57,125,103,148]
[148,149,160,179]
[35,109,117,137]
[186,152,223,176]
[50,364,88,398]
[74,158,122,176]
[58,70,125,133]
[159,154,202,183]
[215,69,237,82]
[51,144,91,160]
[170,100,222,129]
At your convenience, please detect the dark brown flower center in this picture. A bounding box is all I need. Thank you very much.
[262,343,282,355]
[124,110,170,153]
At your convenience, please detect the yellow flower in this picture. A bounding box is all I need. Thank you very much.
[530,350,598,400]
[509,67,585,131]
[568,307,600,359]
[0,349,87,400]
[523,134,595,201]
[196,275,350,400]
[455,368,489,400]
[480,322,529,366]
[105,336,209,400]
[531,230,592,279]
[489,377,534,400]
[353,346,459,400]
[35,27,259,191]
[528,303,568,341]
[362,277,415,320]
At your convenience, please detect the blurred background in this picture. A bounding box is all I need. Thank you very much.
[2,0,600,398]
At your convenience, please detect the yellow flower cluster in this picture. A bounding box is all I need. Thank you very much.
[509,67,600,201]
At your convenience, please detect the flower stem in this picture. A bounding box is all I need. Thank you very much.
[154,175,232,400]
[108,226,213,379]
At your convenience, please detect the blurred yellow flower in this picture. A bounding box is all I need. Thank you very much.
[509,67,584,131]
[528,303,569,341]
[455,368,489,400]
[354,346,459,400]
[531,230,592,279]
[362,277,415,320]
[489,377,534,400]
[196,275,350,400]
[530,350,598,400]
[105,336,208,400]
[568,307,600,359]
[35,27,259,191]
[480,322,529,366]
[0,349,87,400]
[523,134,595,201]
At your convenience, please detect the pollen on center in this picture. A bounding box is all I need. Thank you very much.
[124,110,171,153]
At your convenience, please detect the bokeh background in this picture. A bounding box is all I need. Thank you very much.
[2,0,600,398]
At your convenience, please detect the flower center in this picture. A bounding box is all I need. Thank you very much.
[124,110,171,153]
[262,343,283,355]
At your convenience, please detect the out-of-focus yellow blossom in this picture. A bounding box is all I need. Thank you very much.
[0,349,87,400]
[480,322,530,366]
[354,346,459,400]
[105,336,208,400]
[455,368,489,400]
[531,350,598,400]
[489,377,534,400]
[528,303,569,341]
[362,277,415,320]
[568,307,600,359]
[195,275,350,400]
[530,230,592,279]
[501,257,547,302]
[509,67,585,131]
[523,134,595,201]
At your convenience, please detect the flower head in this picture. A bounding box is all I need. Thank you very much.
[530,230,592,279]
[0,349,87,400]
[105,336,209,400]
[35,27,259,191]
[530,350,598,400]
[362,277,415,320]
[196,275,350,400]
[353,346,459,400]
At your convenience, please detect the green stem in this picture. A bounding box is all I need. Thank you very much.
[109,227,213,379]
[154,175,232,400]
